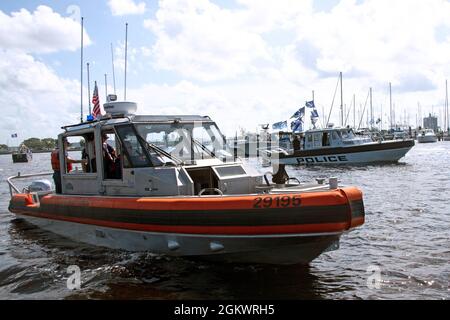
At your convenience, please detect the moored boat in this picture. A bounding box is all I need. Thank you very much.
[7,98,365,265]
[11,145,32,163]
[417,129,438,143]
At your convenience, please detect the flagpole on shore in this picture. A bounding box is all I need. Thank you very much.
[111,43,116,95]
[124,22,128,101]
[87,62,91,116]
[80,17,84,123]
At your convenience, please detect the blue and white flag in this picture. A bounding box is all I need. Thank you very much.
[305,100,315,108]
[272,121,288,130]
[291,118,303,133]
[291,107,305,119]
[11,133,17,138]
[310,109,319,119]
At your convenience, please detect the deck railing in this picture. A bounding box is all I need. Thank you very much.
[6,172,53,198]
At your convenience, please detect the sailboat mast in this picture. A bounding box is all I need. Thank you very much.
[340,72,343,127]
[389,82,392,129]
[370,87,373,129]
[353,94,356,129]
[380,104,383,130]
[446,80,449,132]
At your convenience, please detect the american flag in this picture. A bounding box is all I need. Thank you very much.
[92,81,101,119]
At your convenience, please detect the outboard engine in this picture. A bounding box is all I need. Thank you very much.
[28,180,52,192]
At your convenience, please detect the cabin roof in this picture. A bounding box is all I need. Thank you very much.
[62,114,214,133]
[305,127,352,134]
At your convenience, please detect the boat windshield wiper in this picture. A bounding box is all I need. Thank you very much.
[191,138,217,159]
[136,135,184,166]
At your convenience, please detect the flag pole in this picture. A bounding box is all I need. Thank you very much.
[124,22,128,101]
[80,17,84,123]
[111,43,117,95]
[87,62,91,116]
[104,74,108,100]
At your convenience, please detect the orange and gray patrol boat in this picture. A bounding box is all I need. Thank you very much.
[7,97,365,265]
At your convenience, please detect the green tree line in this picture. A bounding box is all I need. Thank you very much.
[11,138,58,151]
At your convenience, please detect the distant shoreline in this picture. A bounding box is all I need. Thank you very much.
[0,148,82,155]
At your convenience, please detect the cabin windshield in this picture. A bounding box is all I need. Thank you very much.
[338,129,372,145]
[341,129,355,141]
[135,121,231,162]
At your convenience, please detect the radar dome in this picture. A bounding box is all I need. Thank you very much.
[103,101,137,116]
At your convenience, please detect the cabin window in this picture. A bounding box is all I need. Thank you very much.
[63,135,95,174]
[115,125,152,168]
[313,133,322,147]
[101,131,122,180]
[135,122,229,162]
[332,131,341,142]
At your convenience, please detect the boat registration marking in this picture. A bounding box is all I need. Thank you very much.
[253,196,301,209]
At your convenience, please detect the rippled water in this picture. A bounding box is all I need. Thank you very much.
[0,144,449,300]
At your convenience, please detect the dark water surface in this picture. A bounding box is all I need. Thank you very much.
[0,144,448,300]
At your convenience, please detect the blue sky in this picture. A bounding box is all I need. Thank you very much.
[2,0,450,144]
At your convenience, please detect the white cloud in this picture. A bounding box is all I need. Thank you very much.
[128,79,310,136]
[0,5,91,54]
[108,0,146,16]
[0,5,95,144]
[144,0,273,81]
[0,49,82,144]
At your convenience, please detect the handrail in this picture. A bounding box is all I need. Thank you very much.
[7,172,53,198]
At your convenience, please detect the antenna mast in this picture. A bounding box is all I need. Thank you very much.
[87,62,91,115]
[80,17,84,123]
[105,74,108,100]
[111,43,117,94]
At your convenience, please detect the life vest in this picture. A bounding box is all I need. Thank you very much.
[51,148,72,172]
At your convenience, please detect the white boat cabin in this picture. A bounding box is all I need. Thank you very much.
[419,129,436,136]
[58,101,263,197]
[303,127,373,150]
